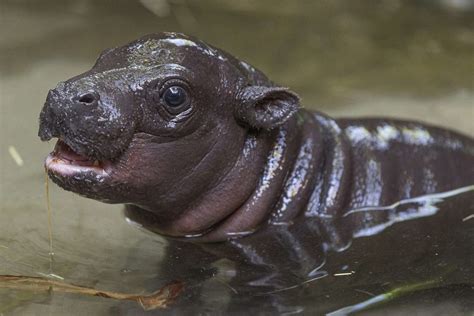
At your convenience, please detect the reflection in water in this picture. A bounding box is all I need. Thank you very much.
[346,185,474,238]
[125,186,473,315]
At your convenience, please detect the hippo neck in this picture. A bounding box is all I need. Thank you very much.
[124,111,353,242]
[194,111,353,242]
[198,111,354,242]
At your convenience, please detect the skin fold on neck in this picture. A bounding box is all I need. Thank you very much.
[123,115,301,240]
[124,112,354,243]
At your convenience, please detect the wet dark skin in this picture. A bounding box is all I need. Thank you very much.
[39,33,474,298]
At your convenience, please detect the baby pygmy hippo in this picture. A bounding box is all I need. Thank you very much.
[38,32,474,244]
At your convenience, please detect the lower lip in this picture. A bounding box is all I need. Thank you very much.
[45,154,109,177]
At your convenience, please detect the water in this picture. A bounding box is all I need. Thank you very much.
[1,0,473,315]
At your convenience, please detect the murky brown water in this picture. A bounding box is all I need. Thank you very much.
[1,0,473,315]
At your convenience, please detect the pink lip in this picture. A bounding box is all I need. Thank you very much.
[45,140,111,177]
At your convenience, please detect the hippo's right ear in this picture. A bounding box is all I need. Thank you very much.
[235,86,301,130]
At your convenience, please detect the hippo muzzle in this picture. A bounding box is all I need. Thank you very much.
[39,74,137,159]
[38,67,142,203]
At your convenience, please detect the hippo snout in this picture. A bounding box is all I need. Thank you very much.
[39,85,99,142]
[38,78,138,161]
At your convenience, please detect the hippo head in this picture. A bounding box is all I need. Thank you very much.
[38,33,300,236]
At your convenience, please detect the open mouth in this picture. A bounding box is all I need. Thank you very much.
[45,139,110,177]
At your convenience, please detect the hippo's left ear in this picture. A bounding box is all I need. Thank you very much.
[235,86,301,129]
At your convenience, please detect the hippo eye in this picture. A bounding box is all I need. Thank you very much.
[163,86,187,108]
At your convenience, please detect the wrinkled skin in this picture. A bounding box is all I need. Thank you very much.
[39,33,474,298]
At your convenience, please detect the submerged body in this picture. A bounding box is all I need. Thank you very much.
[38,32,474,246]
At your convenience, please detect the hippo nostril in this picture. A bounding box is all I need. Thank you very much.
[78,92,100,104]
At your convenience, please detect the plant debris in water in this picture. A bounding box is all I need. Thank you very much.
[8,145,24,166]
[327,279,439,315]
[0,275,184,310]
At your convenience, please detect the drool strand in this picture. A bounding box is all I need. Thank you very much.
[44,171,54,272]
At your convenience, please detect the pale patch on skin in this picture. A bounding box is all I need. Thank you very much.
[257,129,287,195]
[345,124,434,150]
[376,125,400,148]
[160,37,223,60]
[239,61,256,74]
[270,138,314,223]
[422,168,437,193]
[242,135,257,158]
[225,230,255,237]
[316,116,346,210]
[401,127,433,145]
[361,159,383,207]
[344,126,372,143]
[161,38,199,48]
